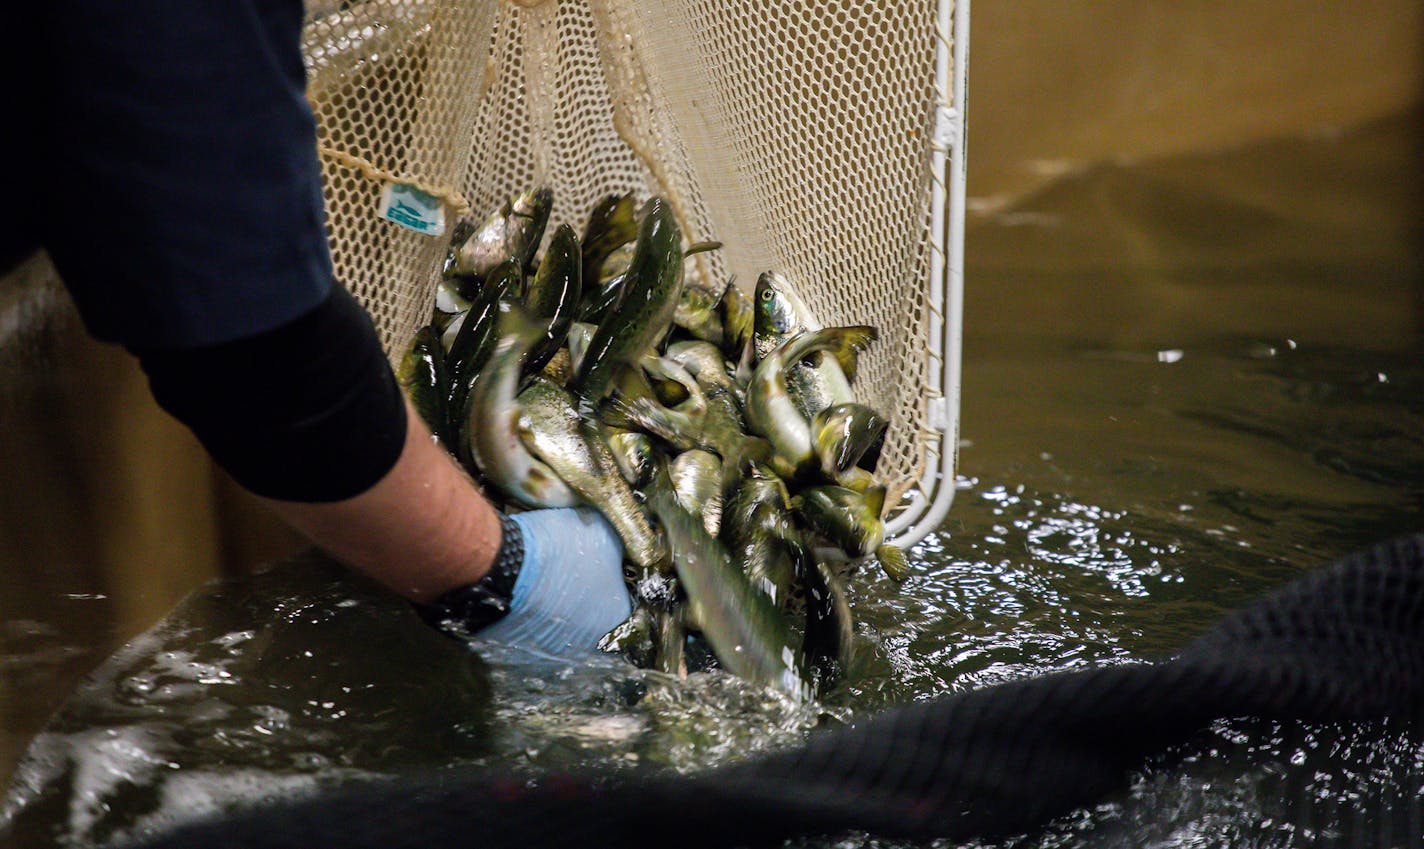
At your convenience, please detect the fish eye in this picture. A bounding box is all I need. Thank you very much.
[760,289,773,301]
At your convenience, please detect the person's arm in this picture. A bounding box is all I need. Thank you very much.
[263,398,503,605]
[129,285,632,655]
[265,394,634,655]
[37,1,631,653]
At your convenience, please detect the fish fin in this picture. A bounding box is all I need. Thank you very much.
[824,325,878,381]
[864,485,887,518]
[733,336,756,387]
[814,437,841,481]
[597,391,647,432]
[600,392,697,449]
[784,325,878,380]
[834,467,876,493]
[714,277,736,309]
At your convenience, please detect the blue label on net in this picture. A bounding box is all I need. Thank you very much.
[379,182,446,237]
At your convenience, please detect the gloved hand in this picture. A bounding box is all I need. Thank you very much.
[421,507,632,656]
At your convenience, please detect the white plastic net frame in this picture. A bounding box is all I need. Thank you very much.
[300,0,967,549]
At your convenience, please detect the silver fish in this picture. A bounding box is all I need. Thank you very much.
[670,449,724,537]
[753,271,860,420]
[608,430,656,488]
[518,380,667,574]
[448,188,553,286]
[647,485,810,700]
[747,326,877,476]
[463,314,579,508]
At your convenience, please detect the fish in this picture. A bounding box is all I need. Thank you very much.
[540,348,573,385]
[662,340,774,492]
[665,340,737,393]
[565,321,598,375]
[602,357,707,452]
[440,219,476,280]
[580,193,639,295]
[520,223,581,379]
[607,430,656,487]
[446,260,520,374]
[746,326,877,477]
[763,270,871,418]
[753,271,865,420]
[447,188,552,294]
[670,449,723,537]
[577,270,627,326]
[721,463,797,606]
[570,198,685,409]
[700,384,767,494]
[752,270,814,362]
[579,237,636,323]
[799,543,855,688]
[813,402,888,482]
[722,461,793,529]
[431,279,470,333]
[462,311,579,508]
[674,282,726,346]
[411,188,910,697]
[445,260,521,441]
[654,608,688,677]
[717,279,756,378]
[787,348,859,422]
[647,484,810,699]
[795,485,910,582]
[796,484,884,557]
[518,380,668,574]
[742,503,801,608]
[397,325,450,442]
[598,606,656,669]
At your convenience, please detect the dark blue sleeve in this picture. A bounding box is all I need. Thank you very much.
[135,286,409,502]
[23,2,411,502]
[39,0,333,349]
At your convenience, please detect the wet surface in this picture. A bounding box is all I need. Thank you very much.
[1,112,1422,846]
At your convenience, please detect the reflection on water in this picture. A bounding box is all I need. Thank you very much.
[2,113,1421,847]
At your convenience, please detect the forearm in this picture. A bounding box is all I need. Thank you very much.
[262,399,503,605]
[132,287,503,605]
[134,293,632,650]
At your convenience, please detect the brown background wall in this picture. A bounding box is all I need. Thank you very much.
[966,1,1423,207]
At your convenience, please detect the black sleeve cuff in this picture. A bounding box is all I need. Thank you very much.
[132,286,407,502]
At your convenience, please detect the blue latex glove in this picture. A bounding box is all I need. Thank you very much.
[478,507,633,656]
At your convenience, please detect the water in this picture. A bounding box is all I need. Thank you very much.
[1,112,1421,846]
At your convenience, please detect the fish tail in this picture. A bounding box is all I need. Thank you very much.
[875,543,910,583]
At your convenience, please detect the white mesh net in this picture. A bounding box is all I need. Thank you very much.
[302,0,953,507]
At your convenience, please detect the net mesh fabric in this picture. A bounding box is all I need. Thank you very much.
[129,534,1424,848]
[300,0,946,505]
